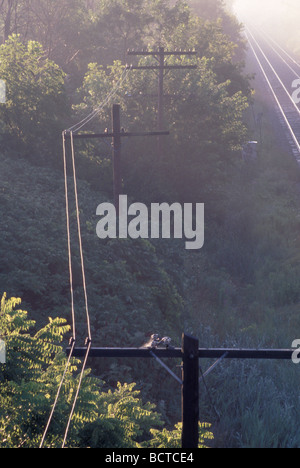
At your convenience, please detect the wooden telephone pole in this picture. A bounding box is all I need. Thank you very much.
[65,104,169,211]
[127,47,197,158]
[181,334,199,449]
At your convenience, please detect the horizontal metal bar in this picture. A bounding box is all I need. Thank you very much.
[66,347,294,361]
[64,131,170,140]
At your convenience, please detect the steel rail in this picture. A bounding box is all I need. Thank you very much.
[246,27,300,159]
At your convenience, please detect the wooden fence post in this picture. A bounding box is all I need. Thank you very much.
[181,333,199,449]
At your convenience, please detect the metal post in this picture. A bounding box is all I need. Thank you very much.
[181,333,199,449]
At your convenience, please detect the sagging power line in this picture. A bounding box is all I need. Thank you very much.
[40,131,93,449]
[66,68,129,134]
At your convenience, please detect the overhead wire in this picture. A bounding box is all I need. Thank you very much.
[66,68,129,134]
[39,132,77,448]
[62,339,92,448]
[41,65,130,447]
[39,340,76,448]
[60,131,92,448]
[69,131,91,342]
[62,132,77,339]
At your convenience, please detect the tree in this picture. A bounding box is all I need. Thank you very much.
[24,0,90,70]
[187,0,246,62]
[0,34,68,160]
[0,1,30,42]
[0,293,71,447]
[89,0,153,65]
[0,293,183,448]
[145,422,213,448]
[74,54,248,203]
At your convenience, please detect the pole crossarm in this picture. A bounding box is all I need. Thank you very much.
[66,347,182,359]
[127,65,197,71]
[127,50,197,56]
[64,104,170,212]
[66,347,294,361]
[198,348,294,360]
[64,130,170,140]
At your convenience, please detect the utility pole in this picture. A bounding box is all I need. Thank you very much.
[112,104,122,212]
[158,47,165,141]
[127,47,197,159]
[65,104,169,211]
[181,334,199,449]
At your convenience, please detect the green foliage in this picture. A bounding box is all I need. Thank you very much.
[0,1,91,73]
[0,293,193,448]
[0,151,185,421]
[145,422,213,448]
[187,0,246,60]
[0,293,71,447]
[0,35,68,160]
[80,382,164,448]
[68,0,250,210]
[74,55,248,205]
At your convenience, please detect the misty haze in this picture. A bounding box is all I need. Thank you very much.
[1,0,300,450]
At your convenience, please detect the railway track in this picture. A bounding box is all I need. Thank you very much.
[245,25,300,164]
